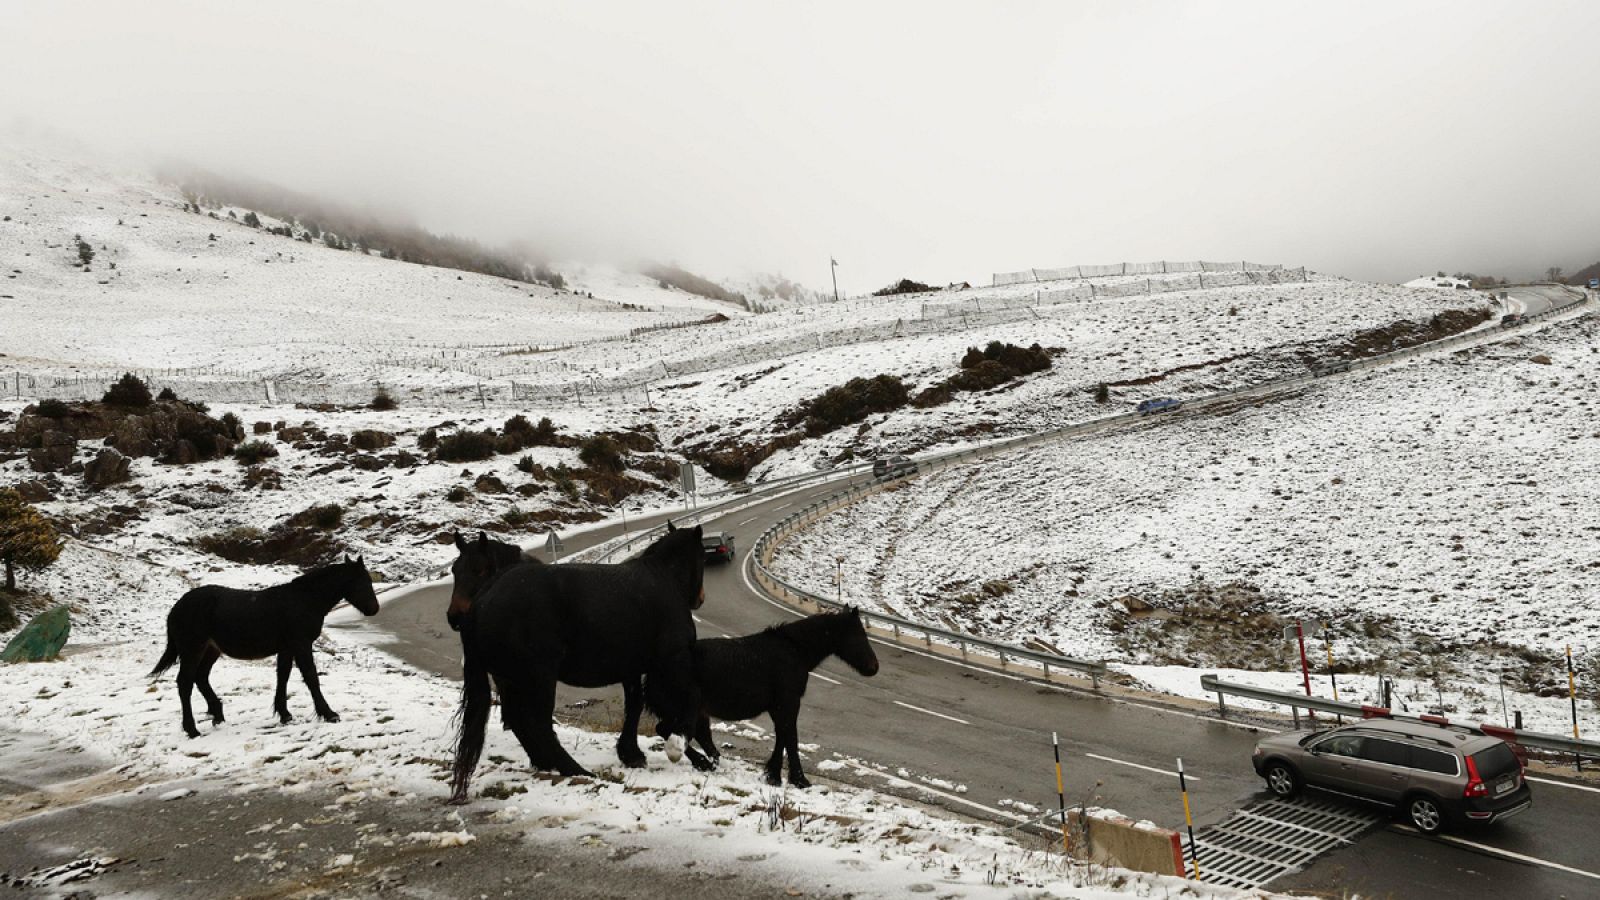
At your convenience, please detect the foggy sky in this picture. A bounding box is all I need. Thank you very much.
[4,1,1599,292]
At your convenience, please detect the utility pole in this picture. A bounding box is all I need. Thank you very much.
[830,256,840,302]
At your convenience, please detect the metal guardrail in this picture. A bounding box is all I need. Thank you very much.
[1200,673,1600,760]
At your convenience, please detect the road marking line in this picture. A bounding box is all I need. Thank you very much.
[811,671,841,685]
[1084,752,1196,780]
[1393,825,1600,880]
[734,516,758,528]
[893,700,969,725]
[1526,775,1600,795]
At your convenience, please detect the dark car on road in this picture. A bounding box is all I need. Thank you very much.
[701,531,736,563]
[1252,719,1530,834]
[1500,313,1526,328]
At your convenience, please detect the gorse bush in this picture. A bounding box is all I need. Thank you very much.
[370,387,397,411]
[578,435,626,473]
[435,429,497,462]
[34,398,69,418]
[102,373,152,408]
[233,440,279,465]
[785,375,910,437]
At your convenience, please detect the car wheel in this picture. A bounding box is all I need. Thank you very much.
[1264,762,1300,798]
[1407,795,1445,835]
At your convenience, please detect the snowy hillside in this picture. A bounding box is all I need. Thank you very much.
[0,138,731,380]
[770,311,1600,732]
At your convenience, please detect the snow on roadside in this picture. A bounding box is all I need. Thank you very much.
[1,639,1282,899]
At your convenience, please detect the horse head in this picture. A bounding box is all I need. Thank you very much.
[341,554,381,616]
[834,606,879,676]
[641,523,705,610]
[447,530,528,631]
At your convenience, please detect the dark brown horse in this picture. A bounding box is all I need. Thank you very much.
[447,530,532,632]
[150,556,380,737]
[449,525,705,802]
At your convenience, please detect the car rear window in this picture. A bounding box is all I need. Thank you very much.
[1472,743,1520,779]
[1410,747,1457,775]
[1359,738,1411,767]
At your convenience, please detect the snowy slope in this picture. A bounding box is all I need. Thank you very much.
[770,313,1600,733]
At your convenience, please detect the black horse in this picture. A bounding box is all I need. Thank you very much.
[150,556,381,738]
[449,524,705,802]
[653,607,879,788]
[447,529,534,629]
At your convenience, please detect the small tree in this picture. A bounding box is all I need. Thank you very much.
[0,488,60,593]
[102,373,153,408]
[1094,383,1110,404]
[242,211,262,228]
[1546,266,1565,283]
[76,238,95,268]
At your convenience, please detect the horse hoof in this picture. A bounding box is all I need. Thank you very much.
[278,714,293,725]
[691,757,716,773]
[319,711,341,723]
[790,776,812,790]
[184,728,201,739]
[210,714,225,725]
[620,755,646,769]
[765,771,783,787]
[665,735,685,763]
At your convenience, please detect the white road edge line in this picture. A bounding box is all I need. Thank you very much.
[893,700,970,725]
[734,516,758,528]
[1394,824,1600,881]
[810,671,842,685]
[1084,752,1196,780]
[1525,775,1600,795]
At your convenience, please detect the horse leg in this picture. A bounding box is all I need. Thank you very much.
[293,646,340,723]
[525,672,592,778]
[274,652,295,724]
[617,678,647,768]
[695,713,721,764]
[774,708,810,789]
[195,644,225,725]
[176,655,201,739]
[763,731,785,786]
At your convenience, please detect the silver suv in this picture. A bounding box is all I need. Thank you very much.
[1251,719,1531,834]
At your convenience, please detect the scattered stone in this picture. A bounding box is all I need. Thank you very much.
[83,447,131,489]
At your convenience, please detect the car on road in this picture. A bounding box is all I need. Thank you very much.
[1500,313,1526,328]
[701,531,736,563]
[1136,397,1183,415]
[1252,719,1530,834]
[873,455,918,478]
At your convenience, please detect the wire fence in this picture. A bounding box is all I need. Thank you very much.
[993,260,1286,287]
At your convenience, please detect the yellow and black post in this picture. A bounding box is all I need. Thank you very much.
[1325,632,1341,723]
[1178,757,1201,880]
[1053,731,1070,855]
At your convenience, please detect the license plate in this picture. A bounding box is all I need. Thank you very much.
[1495,777,1518,796]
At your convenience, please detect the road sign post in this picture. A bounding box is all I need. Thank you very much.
[544,529,564,562]
[679,461,697,510]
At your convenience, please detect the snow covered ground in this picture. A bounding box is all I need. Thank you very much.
[770,312,1600,737]
[0,594,1274,898]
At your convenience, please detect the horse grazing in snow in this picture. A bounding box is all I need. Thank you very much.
[150,556,381,738]
[653,606,879,788]
[448,524,705,803]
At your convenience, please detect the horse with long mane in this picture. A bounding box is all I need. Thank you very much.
[150,556,381,738]
[447,529,534,628]
[449,524,705,802]
[653,607,879,787]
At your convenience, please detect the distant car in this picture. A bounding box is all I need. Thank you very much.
[872,455,917,478]
[1500,313,1526,328]
[1251,719,1530,834]
[701,531,736,563]
[1313,360,1354,377]
[1136,397,1183,415]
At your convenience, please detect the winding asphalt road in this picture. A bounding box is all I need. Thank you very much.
[364,286,1600,896]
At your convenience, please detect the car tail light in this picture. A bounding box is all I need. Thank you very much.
[1463,755,1488,798]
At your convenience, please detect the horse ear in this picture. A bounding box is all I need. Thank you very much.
[454,530,467,552]
[667,520,676,532]
[477,531,488,546]
[356,554,365,565]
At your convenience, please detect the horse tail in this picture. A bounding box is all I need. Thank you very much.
[449,639,492,803]
[149,638,179,678]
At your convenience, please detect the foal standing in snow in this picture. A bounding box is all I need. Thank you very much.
[150,556,380,737]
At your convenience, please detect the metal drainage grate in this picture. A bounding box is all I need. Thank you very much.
[1182,796,1385,889]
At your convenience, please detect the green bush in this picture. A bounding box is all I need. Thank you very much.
[233,439,279,465]
[785,375,909,437]
[370,387,397,411]
[102,373,152,408]
[435,429,497,462]
[34,398,69,418]
[578,435,626,473]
